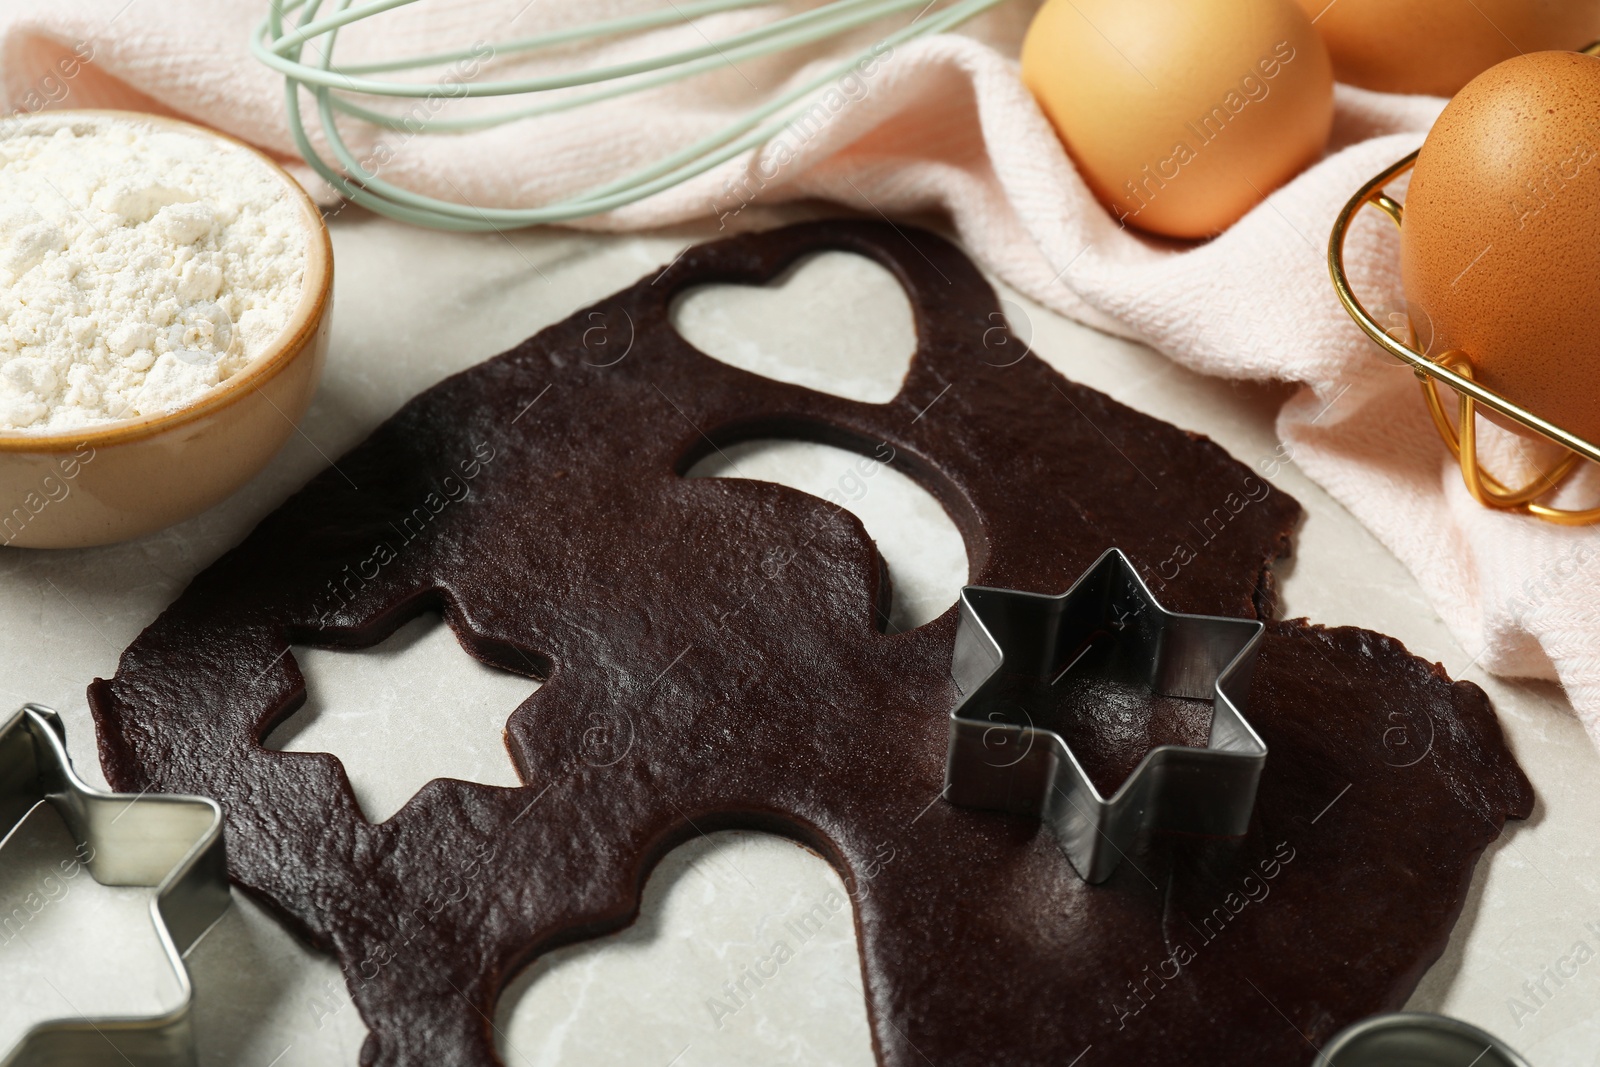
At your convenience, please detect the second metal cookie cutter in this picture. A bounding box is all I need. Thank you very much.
[944,549,1267,883]
[0,703,230,1067]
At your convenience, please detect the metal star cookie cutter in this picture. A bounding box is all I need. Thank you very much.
[944,549,1267,884]
[0,703,230,1067]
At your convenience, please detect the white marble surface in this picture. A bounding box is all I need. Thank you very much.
[0,209,1597,1065]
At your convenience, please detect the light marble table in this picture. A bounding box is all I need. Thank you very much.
[1,207,1597,1066]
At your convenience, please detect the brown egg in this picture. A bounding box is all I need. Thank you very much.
[1021,0,1333,239]
[1401,51,1600,445]
[1296,0,1600,97]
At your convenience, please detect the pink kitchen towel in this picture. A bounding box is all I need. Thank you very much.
[3,1,1597,743]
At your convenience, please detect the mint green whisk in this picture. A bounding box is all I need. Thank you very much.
[253,0,1009,231]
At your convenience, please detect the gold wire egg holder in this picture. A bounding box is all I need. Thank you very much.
[1329,150,1600,525]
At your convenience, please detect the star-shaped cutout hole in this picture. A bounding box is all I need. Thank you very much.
[269,614,538,823]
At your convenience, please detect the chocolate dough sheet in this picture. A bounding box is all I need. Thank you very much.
[91,221,1532,1067]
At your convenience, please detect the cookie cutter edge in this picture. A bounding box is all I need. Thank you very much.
[943,548,1267,884]
[0,703,230,1067]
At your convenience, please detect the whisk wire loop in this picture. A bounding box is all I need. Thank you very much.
[255,0,1007,229]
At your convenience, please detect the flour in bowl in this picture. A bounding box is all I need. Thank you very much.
[0,115,311,433]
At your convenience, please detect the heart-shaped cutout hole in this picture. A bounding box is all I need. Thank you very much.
[671,251,915,404]
[495,831,872,1065]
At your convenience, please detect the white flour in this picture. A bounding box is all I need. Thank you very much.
[0,115,310,433]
